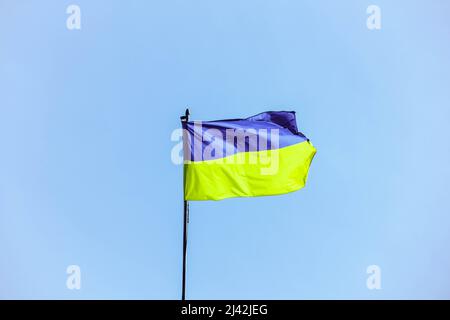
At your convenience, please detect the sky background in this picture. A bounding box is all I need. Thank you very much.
[1,0,450,299]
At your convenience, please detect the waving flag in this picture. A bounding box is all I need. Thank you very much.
[181,111,316,201]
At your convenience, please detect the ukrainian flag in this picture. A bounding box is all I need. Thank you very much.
[182,111,316,201]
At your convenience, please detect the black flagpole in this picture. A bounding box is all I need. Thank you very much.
[180,108,190,300]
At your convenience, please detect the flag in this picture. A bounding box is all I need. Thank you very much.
[182,111,316,200]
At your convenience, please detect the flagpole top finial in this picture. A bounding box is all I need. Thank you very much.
[181,108,190,122]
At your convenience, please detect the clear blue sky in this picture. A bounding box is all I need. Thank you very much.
[1,0,450,299]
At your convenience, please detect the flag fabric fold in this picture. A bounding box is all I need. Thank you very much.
[182,111,316,201]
